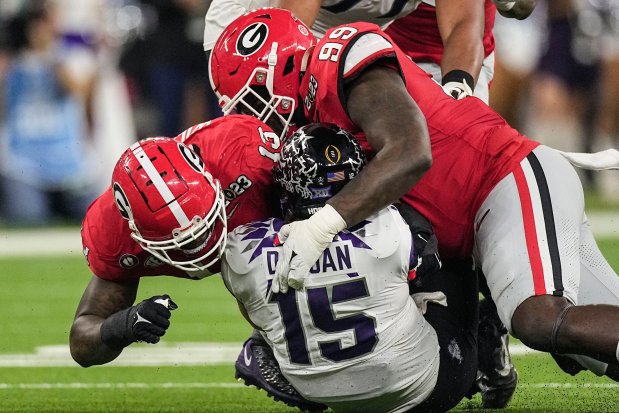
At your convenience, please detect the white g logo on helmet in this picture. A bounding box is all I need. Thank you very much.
[236,22,268,56]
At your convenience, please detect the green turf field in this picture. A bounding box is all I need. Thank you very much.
[0,237,618,412]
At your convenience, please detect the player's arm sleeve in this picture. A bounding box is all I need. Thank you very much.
[220,231,250,302]
[221,241,263,330]
[81,228,135,282]
[339,32,404,87]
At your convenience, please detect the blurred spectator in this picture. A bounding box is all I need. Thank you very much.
[515,0,619,197]
[120,0,218,138]
[0,1,98,226]
[524,0,599,156]
[54,0,136,190]
[490,0,547,129]
[589,0,619,201]
[491,0,619,202]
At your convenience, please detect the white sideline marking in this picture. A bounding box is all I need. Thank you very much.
[0,383,245,390]
[0,342,242,367]
[0,382,616,391]
[520,383,619,389]
[0,228,83,256]
[0,343,538,368]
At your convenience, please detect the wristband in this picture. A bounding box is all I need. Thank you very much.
[100,308,134,351]
[312,204,347,237]
[442,70,475,90]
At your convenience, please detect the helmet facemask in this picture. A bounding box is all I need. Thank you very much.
[128,177,228,273]
[113,140,228,274]
[209,8,316,141]
[215,45,301,141]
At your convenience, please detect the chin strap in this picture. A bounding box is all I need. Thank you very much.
[267,42,279,95]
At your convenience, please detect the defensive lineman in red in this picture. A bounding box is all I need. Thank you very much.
[210,8,619,384]
[71,115,281,366]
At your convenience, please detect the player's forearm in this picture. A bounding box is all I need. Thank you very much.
[70,315,123,367]
[327,142,431,226]
[337,66,432,226]
[441,41,483,88]
[70,277,138,367]
[436,0,484,86]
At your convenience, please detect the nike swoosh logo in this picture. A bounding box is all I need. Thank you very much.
[476,209,491,232]
[134,312,152,327]
[243,342,253,366]
[154,298,170,308]
[227,202,240,220]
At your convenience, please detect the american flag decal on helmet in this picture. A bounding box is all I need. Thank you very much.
[327,171,345,182]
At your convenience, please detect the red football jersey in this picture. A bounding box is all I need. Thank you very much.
[81,115,280,282]
[384,0,496,65]
[299,23,538,258]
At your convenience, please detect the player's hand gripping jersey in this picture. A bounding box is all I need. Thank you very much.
[298,22,539,259]
[81,115,280,282]
[222,206,440,413]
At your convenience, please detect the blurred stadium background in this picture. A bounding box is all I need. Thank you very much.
[0,0,618,412]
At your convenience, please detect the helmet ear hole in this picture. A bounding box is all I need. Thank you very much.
[283,55,295,76]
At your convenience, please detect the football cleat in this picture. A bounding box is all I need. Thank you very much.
[476,334,518,409]
[235,332,327,412]
[476,299,518,409]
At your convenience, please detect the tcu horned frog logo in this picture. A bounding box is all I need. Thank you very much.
[236,22,268,56]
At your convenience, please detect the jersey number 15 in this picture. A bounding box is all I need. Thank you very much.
[270,278,378,365]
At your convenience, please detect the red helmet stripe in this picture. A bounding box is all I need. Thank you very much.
[131,143,191,228]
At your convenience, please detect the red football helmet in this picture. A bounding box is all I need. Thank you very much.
[112,138,227,272]
[209,7,316,140]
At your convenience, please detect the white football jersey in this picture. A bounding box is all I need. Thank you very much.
[311,0,421,38]
[221,206,439,413]
[203,0,421,51]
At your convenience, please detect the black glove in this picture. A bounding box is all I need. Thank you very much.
[100,294,178,351]
[394,203,442,283]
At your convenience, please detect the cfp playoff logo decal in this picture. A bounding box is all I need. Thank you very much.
[325,145,342,165]
[236,22,268,56]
